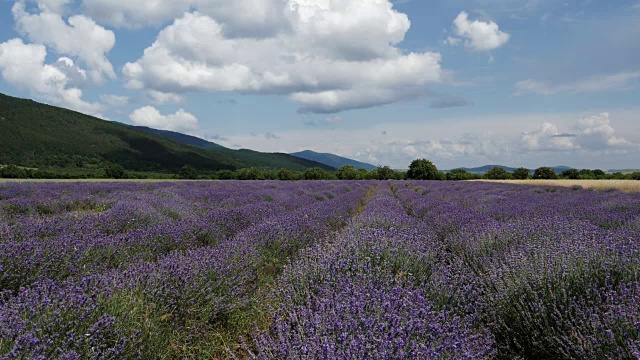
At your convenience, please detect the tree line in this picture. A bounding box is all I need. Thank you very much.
[1,160,639,181]
[479,166,640,181]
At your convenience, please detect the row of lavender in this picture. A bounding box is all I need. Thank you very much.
[244,181,639,359]
[0,181,375,358]
[244,182,494,358]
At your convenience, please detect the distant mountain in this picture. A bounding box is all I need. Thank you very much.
[453,165,573,174]
[0,93,333,173]
[454,165,517,174]
[290,150,377,171]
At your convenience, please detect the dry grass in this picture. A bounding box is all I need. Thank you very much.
[476,179,640,192]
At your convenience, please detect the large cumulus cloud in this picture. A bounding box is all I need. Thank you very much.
[12,1,116,83]
[119,0,443,113]
[0,38,103,116]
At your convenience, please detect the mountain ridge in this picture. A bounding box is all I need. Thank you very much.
[290,150,377,171]
[132,127,376,172]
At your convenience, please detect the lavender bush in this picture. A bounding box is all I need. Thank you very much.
[1,180,639,359]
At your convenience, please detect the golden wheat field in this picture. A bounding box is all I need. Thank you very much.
[476,179,640,192]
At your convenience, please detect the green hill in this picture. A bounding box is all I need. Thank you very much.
[0,93,332,174]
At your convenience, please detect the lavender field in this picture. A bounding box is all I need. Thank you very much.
[1,181,639,359]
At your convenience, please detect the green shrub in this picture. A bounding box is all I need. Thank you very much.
[486,167,511,180]
[178,165,198,180]
[104,164,126,179]
[533,167,557,180]
[407,159,439,180]
[0,164,27,178]
[512,167,530,180]
[447,169,472,181]
[562,169,580,179]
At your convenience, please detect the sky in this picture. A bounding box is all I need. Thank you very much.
[0,0,639,170]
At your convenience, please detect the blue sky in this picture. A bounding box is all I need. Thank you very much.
[0,0,639,169]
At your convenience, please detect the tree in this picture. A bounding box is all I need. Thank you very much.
[593,169,606,179]
[356,169,369,180]
[533,167,557,179]
[277,168,297,181]
[365,169,379,180]
[630,172,640,180]
[216,169,235,180]
[392,171,407,180]
[447,169,471,181]
[104,164,126,179]
[178,165,198,180]
[610,172,626,180]
[336,165,358,180]
[407,159,439,180]
[304,167,329,180]
[377,166,396,180]
[236,167,265,180]
[561,169,580,180]
[513,167,530,180]
[263,170,278,180]
[486,167,511,180]
[578,169,595,179]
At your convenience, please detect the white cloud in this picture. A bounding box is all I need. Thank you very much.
[520,122,578,151]
[12,1,116,83]
[51,56,89,87]
[573,112,631,150]
[122,1,442,113]
[129,106,199,132]
[146,90,184,105]
[80,0,317,41]
[515,71,640,95]
[196,0,290,37]
[448,11,510,51]
[82,0,193,28]
[519,113,634,152]
[206,134,229,142]
[290,85,427,114]
[100,94,131,107]
[0,38,103,116]
[444,36,462,46]
[222,110,639,169]
[83,0,288,34]
[304,115,343,127]
[36,0,71,14]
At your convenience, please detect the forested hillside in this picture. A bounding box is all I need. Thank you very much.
[0,93,331,174]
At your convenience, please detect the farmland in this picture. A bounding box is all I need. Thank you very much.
[1,181,639,359]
